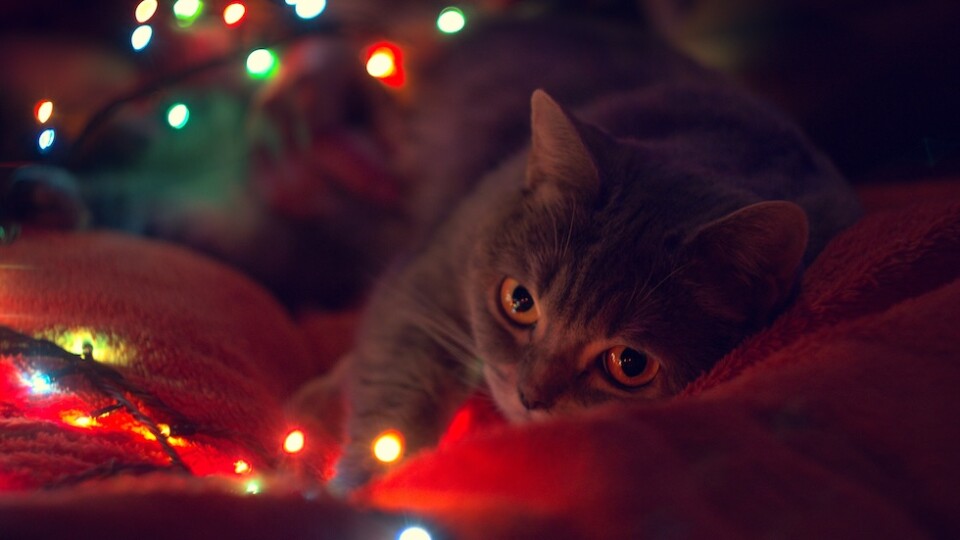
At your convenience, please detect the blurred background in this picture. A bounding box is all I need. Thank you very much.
[2,0,959,307]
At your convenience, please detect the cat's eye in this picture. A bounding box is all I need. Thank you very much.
[498,277,541,326]
[602,346,659,388]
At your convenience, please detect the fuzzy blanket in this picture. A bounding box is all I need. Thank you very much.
[2,182,960,538]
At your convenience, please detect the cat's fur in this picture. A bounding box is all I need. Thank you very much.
[295,15,861,489]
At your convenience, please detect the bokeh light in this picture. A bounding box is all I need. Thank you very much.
[436,7,466,34]
[366,48,396,79]
[34,100,54,124]
[283,429,305,454]
[245,480,261,494]
[173,0,203,25]
[223,2,246,26]
[37,129,56,152]
[293,0,326,19]
[364,42,405,89]
[234,460,252,474]
[135,0,158,23]
[372,430,404,463]
[398,526,432,540]
[246,48,279,79]
[131,24,153,51]
[166,103,190,129]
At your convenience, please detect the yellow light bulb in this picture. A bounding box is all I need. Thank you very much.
[365,49,396,79]
[372,430,404,463]
[283,429,305,454]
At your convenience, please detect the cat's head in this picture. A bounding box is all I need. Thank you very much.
[468,90,808,422]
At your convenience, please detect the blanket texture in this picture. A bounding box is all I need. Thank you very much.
[1,183,960,539]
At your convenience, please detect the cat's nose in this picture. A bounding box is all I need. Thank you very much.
[518,389,550,411]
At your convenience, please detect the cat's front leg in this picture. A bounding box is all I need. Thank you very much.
[333,323,479,491]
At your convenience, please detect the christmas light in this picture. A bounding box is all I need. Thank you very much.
[135,0,158,23]
[283,429,305,454]
[246,48,279,79]
[37,129,56,152]
[366,48,396,78]
[234,460,252,474]
[398,526,432,540]
[436,7,466,34]
[173,0,203,26]
[34,100,54,124]
[365,42,405,88]
[245,480,261,494]
[62,411,98,428]
[43,327,130,365]
[222,2,246,26]
[293,0,326,19]
[166,103,190,129]
[20,370,55,395]
[372,430,404,463]
[131,24,153,51]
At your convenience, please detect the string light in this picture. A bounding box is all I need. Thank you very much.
[373,430,404,463]
[223,2,246,26]
[20,371,56,394]
[37,129,56,152]
[173,0,203,26]
[166,103,190,129]
[135,0,158,23]
[398,526,433,540]
[436,7,466,34]
[131,24,153,51]
[246,48,279,79]
[34,100,54,124]
[245,479,261,494]
[234,460,252,474]
[365,42,405,88]
[283,429,305,454]
[293,0,326,19]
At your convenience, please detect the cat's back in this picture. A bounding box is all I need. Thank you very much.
[576,82,861,260]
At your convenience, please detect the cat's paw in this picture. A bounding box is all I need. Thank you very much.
[328,444,387,495]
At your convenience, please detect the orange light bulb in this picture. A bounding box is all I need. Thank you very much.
[372,430,404,463]
[283,429,305,454]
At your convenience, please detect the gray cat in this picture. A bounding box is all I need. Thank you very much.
[295,15,861,489]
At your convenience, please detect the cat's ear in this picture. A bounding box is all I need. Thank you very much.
[683,201,809,325]
[526,89,600,194]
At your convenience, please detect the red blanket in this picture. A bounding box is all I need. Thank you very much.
[1,185,959,538]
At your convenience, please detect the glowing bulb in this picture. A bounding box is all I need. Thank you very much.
[173,0,202,18]
[135,0,158,23]
[285,0,295,4]
[234,460,252,474]
[246,48,278,79]
[37,129,56,152]
[35,100,54,124]
[436,7,466,34]
[166,103,190,129]
[366,48,396,79]
[73,416,94,428]
[245,480,261,494]
[398,526,432,540]
[21,371,55,394]
[373,430,404,463]
[223,2,246,26]
[294,0,326,19]
[131,24,153,51]
[283,429,305,454]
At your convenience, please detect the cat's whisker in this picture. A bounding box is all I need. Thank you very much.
[635,260,689,308]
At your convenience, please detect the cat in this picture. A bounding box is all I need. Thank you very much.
[288,13,862,490]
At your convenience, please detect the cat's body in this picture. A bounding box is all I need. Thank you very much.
[293,15,861,488]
